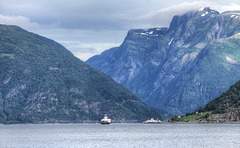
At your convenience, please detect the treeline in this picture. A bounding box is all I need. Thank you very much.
[184,80,240,117]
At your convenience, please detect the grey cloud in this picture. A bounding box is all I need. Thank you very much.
[121,1,240,29]
[1,0,240,61]
[0,13,40,29]
[2,0,240,31]
[1,0,201,31]
[121,1,214,28]
[0,0,146,30]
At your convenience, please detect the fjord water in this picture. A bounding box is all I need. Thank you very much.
[0,124,239,148]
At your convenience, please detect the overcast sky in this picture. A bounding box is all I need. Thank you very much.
[1,0,240,61]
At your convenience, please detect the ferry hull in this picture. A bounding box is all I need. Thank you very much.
[101,121,111,125]
[144,118,161,124]
[101,114,111,125]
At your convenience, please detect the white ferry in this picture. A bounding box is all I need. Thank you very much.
[101,114,111,125]
[144,118,161,124]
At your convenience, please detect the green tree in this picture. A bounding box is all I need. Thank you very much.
[204,113,210,119]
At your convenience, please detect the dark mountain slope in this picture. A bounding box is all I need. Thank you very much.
[0,24,158,123]
[174,79,240,123]
[204,79,240,115]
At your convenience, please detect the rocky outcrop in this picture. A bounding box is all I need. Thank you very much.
[210,109,240,123]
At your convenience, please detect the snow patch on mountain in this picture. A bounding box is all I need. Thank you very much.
[194,42,207,48]
[231,15,239,19]
[149,31,154,34]
[201,11,209,17]
[151,61,160,66]
[182,52,198,64]
[168,38,174,45]
[226,57,239,64]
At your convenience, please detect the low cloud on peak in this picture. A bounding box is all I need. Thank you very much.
[121,1,240,29]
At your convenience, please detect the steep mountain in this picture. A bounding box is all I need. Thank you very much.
[173,80,240,123]
[87,7,240,115]
[0,24,159,124]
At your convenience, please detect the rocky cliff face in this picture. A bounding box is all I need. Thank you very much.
[0,24,159,124]
[87,8,240,115]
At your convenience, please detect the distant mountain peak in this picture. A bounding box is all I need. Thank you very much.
[87,8,240,115]
[198,7,219,17]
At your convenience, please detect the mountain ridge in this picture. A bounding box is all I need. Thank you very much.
[87,7,240,115]
[0,24,159,124]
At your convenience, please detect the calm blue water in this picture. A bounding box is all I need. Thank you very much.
[0,123,239,148]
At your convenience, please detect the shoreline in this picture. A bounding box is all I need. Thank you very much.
[166,121,240,124]
[1,121,240,125]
